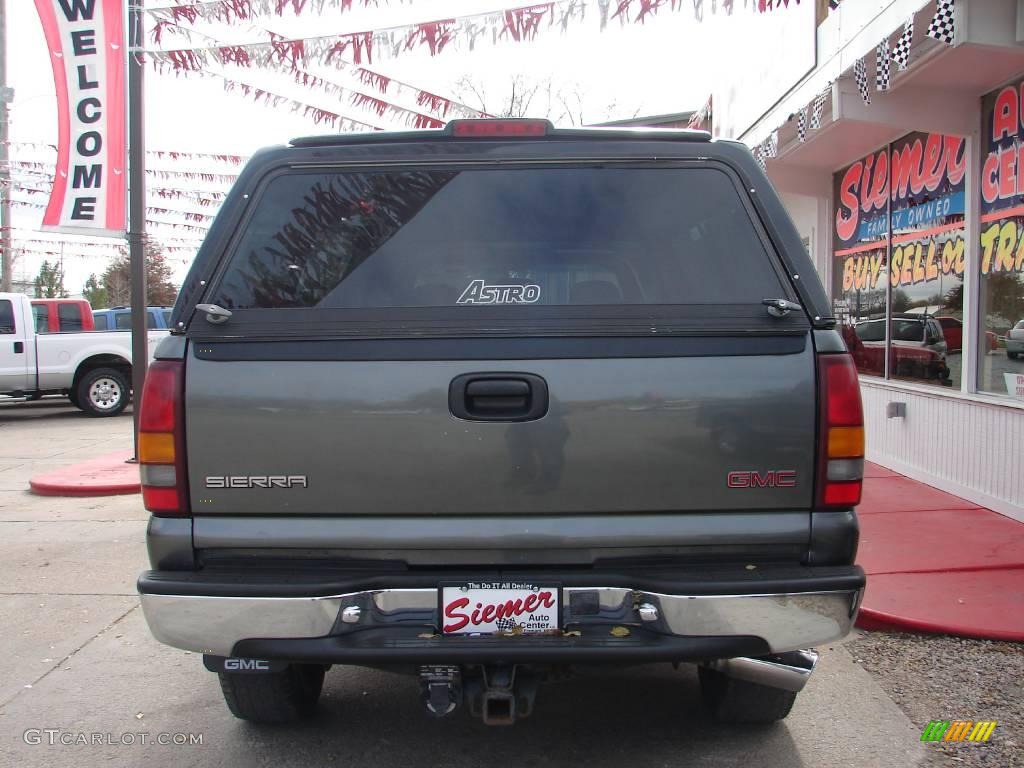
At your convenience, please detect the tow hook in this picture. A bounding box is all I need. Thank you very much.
[420,665,461,717]
[465,665,541,726]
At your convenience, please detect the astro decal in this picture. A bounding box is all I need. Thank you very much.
[726,470,797,488]
[456,279,541,305]
[205,476,308,489]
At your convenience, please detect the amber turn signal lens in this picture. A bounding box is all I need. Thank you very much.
[139,432,175,464]
[828,426,864,459]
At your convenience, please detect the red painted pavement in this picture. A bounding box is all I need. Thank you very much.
[29,451,140,497]
[855,462,1024,641]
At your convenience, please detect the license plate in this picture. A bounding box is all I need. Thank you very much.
[440,582,560,635]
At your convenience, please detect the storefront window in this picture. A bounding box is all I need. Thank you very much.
[832,132,965,388]
[979,80,1024,400]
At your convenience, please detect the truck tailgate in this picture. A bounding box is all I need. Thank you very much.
[185,338,815,515]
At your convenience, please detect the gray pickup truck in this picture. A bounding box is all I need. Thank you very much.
[136,119,866,727]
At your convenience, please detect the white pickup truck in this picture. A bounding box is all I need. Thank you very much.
[0,292,168,416]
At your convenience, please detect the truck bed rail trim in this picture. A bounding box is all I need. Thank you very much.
[190,335,807,362]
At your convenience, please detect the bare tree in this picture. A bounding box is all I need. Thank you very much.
[453,75,640,126]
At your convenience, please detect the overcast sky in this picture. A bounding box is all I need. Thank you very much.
[4,0,773,294]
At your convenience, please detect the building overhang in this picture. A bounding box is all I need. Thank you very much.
[746,0,1024,188]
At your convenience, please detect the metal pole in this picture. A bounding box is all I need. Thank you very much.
[128,1,147,456]
[0,0,14,292]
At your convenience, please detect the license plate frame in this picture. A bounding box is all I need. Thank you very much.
[439,582,562,636]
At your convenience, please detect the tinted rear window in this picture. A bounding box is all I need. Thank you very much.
[212,167,782,310]
[58,303,84,331]
[855,319,926,342]
[93,314,108,330]
[0,300,15,334]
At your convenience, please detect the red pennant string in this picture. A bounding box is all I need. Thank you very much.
[357,69,391,93]
[405,20,457,55]
[324,31,375,65]
[501,4,553,41]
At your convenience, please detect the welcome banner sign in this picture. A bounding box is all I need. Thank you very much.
[35,0,126,236]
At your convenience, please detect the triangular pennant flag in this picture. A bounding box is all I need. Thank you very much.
[796,106,807,142]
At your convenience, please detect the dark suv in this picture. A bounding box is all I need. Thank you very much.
[136,119,866,727]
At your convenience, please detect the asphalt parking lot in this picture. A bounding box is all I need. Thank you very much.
[0,398,932,768]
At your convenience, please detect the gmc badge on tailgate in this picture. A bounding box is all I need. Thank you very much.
[726,470,797,488]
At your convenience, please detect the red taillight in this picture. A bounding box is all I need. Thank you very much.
[139,360,189,516]
[816,353,865,510]
[449,119,549,137]
[142,486,181,514]
[824,353,862,426]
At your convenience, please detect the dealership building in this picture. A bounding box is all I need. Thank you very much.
[707,0,1024,521]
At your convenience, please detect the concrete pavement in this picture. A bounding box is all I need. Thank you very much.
[0,398,929,768]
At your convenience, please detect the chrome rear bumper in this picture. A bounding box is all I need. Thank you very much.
[140,585,862,659]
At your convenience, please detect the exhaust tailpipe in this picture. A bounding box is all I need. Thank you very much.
[706,649,818,692]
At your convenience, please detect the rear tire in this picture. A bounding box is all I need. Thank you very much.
[218,664,325,723]
[698,666,797,724]
[76,368,129,417]
[1009,351,1019,360]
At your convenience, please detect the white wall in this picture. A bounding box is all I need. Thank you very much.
[861,380,1024,522]
[779,191,831,290]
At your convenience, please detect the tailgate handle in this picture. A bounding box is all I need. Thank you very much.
[450,374,548,422]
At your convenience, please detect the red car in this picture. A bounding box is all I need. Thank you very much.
[934,316,998,353]
[30,298,95,333]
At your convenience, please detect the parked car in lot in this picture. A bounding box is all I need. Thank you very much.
[92,306,175,331]
[31,298,95,333]
[934,315,998,353]
[853,315,950,383]
[136,119,866,727]
[1008,320,1024,359]
[1,293,168,416]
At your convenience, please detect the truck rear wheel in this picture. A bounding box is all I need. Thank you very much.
[76,368,129,417]
[218,664,325,723]
[698,666,797,724]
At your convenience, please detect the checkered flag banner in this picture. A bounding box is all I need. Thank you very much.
[927,0,955,45]
[810,84,829,129]
[752,147,766,171]
[828,0,842,8]
[767,130,779,157]
[854,56,871,104]
[796,106,807,142]
[892,16,914,69]
[495,617,517,632]
[876,39,891,91]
